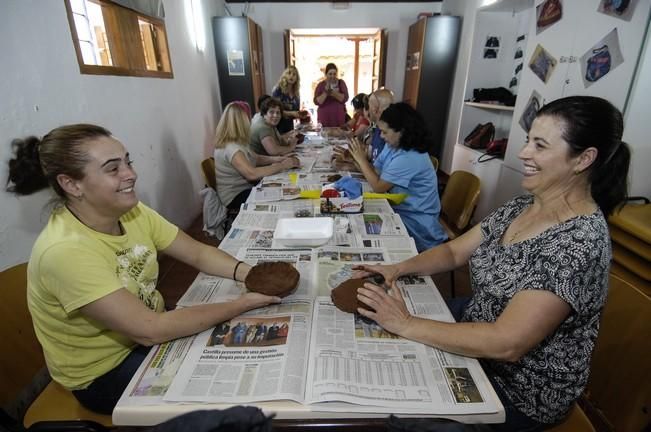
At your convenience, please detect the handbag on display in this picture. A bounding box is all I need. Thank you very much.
[464,123,495,149]
[537,0,562,28]
[478,138,508,163]
[586,45,611,82]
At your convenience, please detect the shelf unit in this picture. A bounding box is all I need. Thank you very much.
[464,101,514,111]
[452,0,533,222]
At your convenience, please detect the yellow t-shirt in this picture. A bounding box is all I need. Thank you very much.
[27,202,178,390]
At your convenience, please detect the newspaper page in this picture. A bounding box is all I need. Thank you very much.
[116,336,195,407]
[304,295,499,415]
[249,183,321,203]
[163,298,313,404]
[314,246,389,297]
[177,248,317,307]
[238,248,317,298]
[349,213,409,239]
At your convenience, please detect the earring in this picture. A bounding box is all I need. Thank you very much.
[574,169,582,175]
[75,193,84,201]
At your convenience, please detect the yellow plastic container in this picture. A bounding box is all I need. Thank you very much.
[298,190,407,205]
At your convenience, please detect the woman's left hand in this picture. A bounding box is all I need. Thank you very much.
[357,281,413,336]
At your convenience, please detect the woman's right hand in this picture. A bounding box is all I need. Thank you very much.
[281,156,300,169]
[352,263,402,287]
[348,137,368,164]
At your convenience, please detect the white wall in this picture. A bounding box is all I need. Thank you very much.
[0,0,225,271]
[624,27,651,199]
[442,0,651,197]
[440,0,481,172]
[223,2,442,100]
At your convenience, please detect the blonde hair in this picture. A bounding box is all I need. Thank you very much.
[276,65,300,97]
[214,102,251,149]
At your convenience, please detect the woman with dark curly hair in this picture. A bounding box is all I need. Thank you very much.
[349,102,446,251]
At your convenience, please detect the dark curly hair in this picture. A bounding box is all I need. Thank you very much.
[260,97,284,116]
[7,124,111,200]
[351,93,368,111]
[379,102,432,153]
[536,96,630,215]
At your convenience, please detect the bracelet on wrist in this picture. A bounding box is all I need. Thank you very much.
[233,261,244,281]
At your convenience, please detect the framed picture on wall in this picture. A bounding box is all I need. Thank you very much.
[227,49,245,76]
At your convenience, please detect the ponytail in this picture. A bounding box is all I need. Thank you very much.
[590,141,630,216]
[6,136,49,195]
[6,124,110,200]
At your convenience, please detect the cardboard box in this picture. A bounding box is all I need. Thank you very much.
[320,196,364,214]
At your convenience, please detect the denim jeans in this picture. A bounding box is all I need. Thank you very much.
[444,297,545,432]
[72,345,150,414]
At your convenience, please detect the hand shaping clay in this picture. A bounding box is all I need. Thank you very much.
[331,278,370,313]
[245,262,300,297]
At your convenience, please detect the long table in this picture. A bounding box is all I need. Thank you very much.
[112,132,505,427]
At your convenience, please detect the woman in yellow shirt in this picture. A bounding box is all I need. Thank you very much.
[7,124,280,414]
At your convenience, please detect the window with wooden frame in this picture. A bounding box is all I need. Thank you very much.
[64,0,173,78]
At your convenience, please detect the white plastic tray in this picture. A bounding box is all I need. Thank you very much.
[274,217,334,247]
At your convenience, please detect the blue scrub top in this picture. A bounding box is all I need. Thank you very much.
[374,146,447,251]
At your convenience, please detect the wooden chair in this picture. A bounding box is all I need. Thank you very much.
[546,403,595,432]
[438,171,480,297]
[439,170,480,240]
[429,155,439,171]
[582,272,651,431]
[0,263,112,431]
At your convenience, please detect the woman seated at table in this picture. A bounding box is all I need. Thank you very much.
[346,93,370,140]
[353,96,630,431]
[272,65,301,134]
[6,124,282,415]
[215,101,300,210]
[349,102,447,252]
[250,97,298,156]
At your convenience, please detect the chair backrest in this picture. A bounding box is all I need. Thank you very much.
[585,272,651,432]
[0,263,46,409]
[429,155,439,171]
[201,157,217,191]
[440,170,481,232]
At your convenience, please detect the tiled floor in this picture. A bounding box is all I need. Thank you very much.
[156,214,473,306]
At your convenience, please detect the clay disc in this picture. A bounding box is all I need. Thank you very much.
[331,278,372,313]
[245,262,300,297]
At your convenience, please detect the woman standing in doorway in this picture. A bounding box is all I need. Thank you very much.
[313,63,349,127]
[272,65,301,134]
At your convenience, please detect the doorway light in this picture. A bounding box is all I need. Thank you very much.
[185,0,206,52]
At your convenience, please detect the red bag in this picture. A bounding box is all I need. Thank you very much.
[464,123,495,149]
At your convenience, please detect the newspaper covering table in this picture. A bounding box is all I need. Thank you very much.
[114,270,503,425]
[112,136,505,425]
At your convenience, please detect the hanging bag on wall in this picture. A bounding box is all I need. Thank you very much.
[586,45,611,82]
[464,122,495,149]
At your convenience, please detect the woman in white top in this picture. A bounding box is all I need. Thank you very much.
[214,101,300,210]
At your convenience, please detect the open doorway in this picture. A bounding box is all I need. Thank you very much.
[284,28,386,118]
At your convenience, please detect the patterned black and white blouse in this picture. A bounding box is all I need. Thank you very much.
[462,195,611,424]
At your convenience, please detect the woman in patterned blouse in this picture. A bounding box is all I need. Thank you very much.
[353,96,630,431]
